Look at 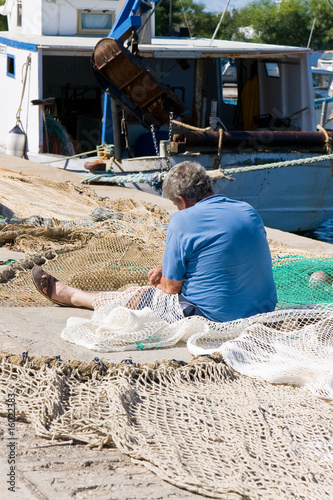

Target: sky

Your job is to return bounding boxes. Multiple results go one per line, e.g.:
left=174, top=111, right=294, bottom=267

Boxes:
left=198, top=0, right=253, bottom=13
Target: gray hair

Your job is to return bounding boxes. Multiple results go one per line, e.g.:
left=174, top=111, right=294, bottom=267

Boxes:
left=162, top=161, right=214, bottom=203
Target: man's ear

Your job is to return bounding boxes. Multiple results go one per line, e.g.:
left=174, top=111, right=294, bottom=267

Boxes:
left=180, top=196, right=196, bottom=209
left=174, top=196, right=195, bottom=210
left=176, top=196, right=187, bottom=210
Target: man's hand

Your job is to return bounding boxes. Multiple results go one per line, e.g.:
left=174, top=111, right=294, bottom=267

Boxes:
left=148, top=266, right=163, bottom=286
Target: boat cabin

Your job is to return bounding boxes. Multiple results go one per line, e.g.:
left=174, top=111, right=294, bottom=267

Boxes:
left=0, top=0, right=120, bottom=157
left=101, top=37, right=316, bottom=157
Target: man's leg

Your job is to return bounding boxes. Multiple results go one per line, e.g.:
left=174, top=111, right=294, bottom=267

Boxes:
left=35, top=267, right=147, bottom=309
left=178, top=294, right=207, bottom=318
left=39, top=272, right=97, bottom=308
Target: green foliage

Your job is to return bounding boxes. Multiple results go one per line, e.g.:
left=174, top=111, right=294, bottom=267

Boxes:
left=0, top=0, right=8, bottom=31
left=155, top=0, right=333, bottom=50
left=235, top=0, right=311, bottom=47
left=155, top=0, right=219, bottom=38
left=308, top=0, right=333, bottom=49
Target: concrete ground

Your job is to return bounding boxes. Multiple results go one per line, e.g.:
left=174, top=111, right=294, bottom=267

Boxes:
left=1, top=153, right=333, bottom=499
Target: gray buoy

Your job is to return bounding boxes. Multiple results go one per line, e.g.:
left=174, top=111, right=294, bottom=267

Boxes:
left=6, top=124, right=26, bottom=158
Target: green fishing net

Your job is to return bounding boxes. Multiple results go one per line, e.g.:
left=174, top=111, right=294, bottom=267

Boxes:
left=273, top=255, right=333, bottom=307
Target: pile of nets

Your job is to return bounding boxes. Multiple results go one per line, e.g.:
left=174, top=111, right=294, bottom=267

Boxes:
left=0, top=232, right=166, bottom=306
left=2, top=191, right=333, bottom=403
left=0, top=353, right=332, bottom=498
left=0, top=167, right=98, bottom=221
left=0, top=177, right=170, bottom=305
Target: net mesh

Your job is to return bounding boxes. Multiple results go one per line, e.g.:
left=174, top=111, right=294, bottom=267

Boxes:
left=62, top=286, right=199, bottom=351
left=272, top=254, right=333, bottom=306
left=58, top=287, right=333, bottom=400
left=0, top=167, right=98, bottom=221
left=0, top=354, right=332, bottom=499
left=0, top=172, right=170, bottom=306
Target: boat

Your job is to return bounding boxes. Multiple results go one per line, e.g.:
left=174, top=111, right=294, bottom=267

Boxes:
left=312, top=66, right=333, bottom=127
left=0, top=0, right=124, bottom=162
left=1, top=1, right=333, bottom=233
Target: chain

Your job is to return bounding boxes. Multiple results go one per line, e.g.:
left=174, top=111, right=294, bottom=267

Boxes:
left=150, top=125, right=163, bottom=170
left=166, top=112, right=174, bottom=170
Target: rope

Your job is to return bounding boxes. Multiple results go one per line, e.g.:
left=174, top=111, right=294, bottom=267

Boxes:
left=221, top=153, right=333, bottom=175
left=81, top=172, right=150, bottom=185
left=317, top=125, right=333, bottom=174
left=179, top=0, right=192, bottom=38
left=39, top=144, right=114, bottom=165
left=137, top=0, right=164, bottom=36
left=121, top=110, right=130, bottom=153
left=171, top=119, right=211, bottom=132
left=213, top=128, right=223, bottom=170
left=81, top=153, right=333, bottom=186
left=317, top=125, right=333, bottom=154
left=15, top=55, right=31, bottom=132
left=40, top=148, right=99, bottom=164
left=209, top=0, right=231, bottom=46
left=97, top=143, right=115, bottom=160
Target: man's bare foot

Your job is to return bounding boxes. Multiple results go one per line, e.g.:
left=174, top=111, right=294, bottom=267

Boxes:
left=40, top=274, right=77, bottom=306
left=32, top=266, right=96, bottom=309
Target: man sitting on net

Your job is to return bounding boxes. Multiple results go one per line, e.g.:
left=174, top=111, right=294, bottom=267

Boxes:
left=32, top=161, right=277, bottom=322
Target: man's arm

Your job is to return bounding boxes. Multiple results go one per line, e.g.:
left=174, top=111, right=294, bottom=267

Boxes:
left=148, top=266, right=183, bottom=294
left=156, top=276, right=183, bottom=294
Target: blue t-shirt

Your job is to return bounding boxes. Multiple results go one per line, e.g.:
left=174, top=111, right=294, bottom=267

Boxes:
left=162, top=195, right=277, bottom=322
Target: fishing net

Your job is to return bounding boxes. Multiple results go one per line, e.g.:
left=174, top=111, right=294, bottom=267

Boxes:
left=0, top=168, right=170, bottom=305
left=57, top=285, right=333, bottom=400
left=2, top=169, right=333, bottom=497
left=0, top=167, right=98, bottom=221
left=273, top=254, right=333, bottom=306
left=2, top=192, right=333, bottom=402
left=0, top=354, right=332, bottom=499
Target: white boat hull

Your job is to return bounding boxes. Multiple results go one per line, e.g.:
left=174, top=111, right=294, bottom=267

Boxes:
left=117, top=152, right=333, bottom=232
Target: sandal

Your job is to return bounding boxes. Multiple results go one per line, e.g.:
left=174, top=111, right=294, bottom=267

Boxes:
left=31, top=265, right=69, bottom=307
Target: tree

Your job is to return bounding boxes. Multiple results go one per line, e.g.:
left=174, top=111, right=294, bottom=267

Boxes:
left=220, top=0, right=333, bottom=50
left=232, top=0, right=311, bottom=47
left=0, top=0, right=8, bottom=31
left=155, top=0, right=219, bottom=38
left=307, top=0, right=333, bottom=50
left=155, top=0, right=333, bottom=50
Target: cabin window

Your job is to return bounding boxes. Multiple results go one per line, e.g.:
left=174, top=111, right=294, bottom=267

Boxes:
left=77, top=10, right=115, bottom=35
left=7, top=54, right=15, bottom=78
left=221, top=59, right=238, bottom=106
left=265, top=62, right=280, bottom=78
left=17, top=1, right=22, bottom=28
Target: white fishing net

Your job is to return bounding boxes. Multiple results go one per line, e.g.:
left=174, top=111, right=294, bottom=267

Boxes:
left=188, top=306, right=333, bottom=401
left=61, top=286, right=205, bottom=351
left=61, top=287, right=333, bottom=401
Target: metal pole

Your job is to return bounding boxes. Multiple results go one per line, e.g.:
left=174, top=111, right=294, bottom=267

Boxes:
left=320, top=100, right=328, bottom=128
left=111, top=98, right=123, bottom=160
left=209, top=0, right=231, bottom=46
left=307, top=17, right=316, bottom=48
left=169, top=0, right=172, bottom=36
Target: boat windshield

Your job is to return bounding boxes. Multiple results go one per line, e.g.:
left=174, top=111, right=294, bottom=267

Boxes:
left=312, top=72, right=333, bottom=92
